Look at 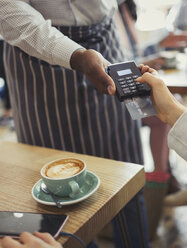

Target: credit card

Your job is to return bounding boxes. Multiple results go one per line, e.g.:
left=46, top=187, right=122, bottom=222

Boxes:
left=124, top=96, right=157, bottom=120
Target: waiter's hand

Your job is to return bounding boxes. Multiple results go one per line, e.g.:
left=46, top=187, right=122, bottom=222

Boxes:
left=70, top=48, right=116, bottom=95
left=1, top=232, right=62, bottom=248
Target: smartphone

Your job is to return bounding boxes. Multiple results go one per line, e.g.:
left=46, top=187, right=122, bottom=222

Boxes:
left=0, top=211, right=68, bottom=238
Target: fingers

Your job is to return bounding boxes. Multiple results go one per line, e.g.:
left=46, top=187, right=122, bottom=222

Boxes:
left=136, top=72, right=158, bottom=87
left=34, top=232, right=56, bottom=245
left=1, top=236, right=21, bottom=248
left=103, top=74, right=116, bottom=95
left=99, top=62, right=116, bottom=95
left=19, top=232, right=34, bottom=244
left=138, top=64, right=157, bottom=75
left=107, top=84, right=116, bottom=95
left=142, top=65, right=150, bottom=74
left=138, top=64, right=148, bottom=72
left=87, top=65, right=116, bottom=95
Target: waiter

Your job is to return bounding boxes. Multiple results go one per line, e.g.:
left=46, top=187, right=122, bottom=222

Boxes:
left=0, top=1, right=149, bottom=247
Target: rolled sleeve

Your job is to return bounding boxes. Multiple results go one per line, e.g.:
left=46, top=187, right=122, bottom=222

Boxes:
left=168, top=110, right=187, bottom=161
left=52, top=36, right=83, bottom=69
left=0, top=0, right=84, bottom=69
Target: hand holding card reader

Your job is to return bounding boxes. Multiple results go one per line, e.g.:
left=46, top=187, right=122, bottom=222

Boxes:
left=107, top=61, right=157, bottom=120
left=106, top=61, right=151, bottom=101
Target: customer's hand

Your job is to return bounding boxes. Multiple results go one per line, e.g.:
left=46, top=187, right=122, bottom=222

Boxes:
left=1, top=232, right=62, bottom=248
left=70, top=49, right=116, bottom=95
left=137, top=64, right=186, bottom=126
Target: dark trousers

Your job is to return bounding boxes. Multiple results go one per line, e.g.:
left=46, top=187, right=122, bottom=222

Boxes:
left=0, top=40, right=11, bottom=110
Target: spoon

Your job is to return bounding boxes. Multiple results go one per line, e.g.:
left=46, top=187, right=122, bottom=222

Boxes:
left=40, top=182, right=62, bottom=208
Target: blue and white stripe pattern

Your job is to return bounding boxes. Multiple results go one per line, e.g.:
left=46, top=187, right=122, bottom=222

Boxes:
left=4, top=17, right=148, bottom=247
left=4, top=17, right=143, bottom=165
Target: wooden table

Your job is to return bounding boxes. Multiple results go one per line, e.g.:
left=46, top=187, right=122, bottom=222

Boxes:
left=161, top=68, right=187, bottom=94
left=160, top=53, right=187, bottom=94
left=0, top=141, right=145, bottom=248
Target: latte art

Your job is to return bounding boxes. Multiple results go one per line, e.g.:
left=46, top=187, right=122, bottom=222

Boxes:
left=45, top=160, right=84, bottom=179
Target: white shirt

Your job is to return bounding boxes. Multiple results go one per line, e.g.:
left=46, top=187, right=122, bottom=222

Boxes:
left=0, top=0, right=124, bottom=69
left=168, top=110, right=187, bottom=161
left=174, top=0, right=187, bottom=30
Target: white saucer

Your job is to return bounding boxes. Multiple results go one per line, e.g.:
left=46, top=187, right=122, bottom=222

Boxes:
left=31, top=171, right=100, bottom=206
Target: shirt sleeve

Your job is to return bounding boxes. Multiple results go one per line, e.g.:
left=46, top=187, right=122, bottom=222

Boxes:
left=168, top=110, right=187, bottom=161
left=0, top=0, right=84, bottom=69
left=117, top=0, right=126, bottom=5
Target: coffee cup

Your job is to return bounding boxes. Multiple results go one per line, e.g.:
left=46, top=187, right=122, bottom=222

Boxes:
left=159, top=51, right=178, bottom=69
left=41, top=158, right=86, bottom=198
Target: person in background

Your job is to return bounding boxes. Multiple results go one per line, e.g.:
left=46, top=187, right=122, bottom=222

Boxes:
left=159, top=0, right=187, bottom=49
left=0, top=1, right=149, bottom=248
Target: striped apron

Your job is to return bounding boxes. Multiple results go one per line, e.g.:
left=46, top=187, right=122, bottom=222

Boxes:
left=4, top=16, right=148, bottom=248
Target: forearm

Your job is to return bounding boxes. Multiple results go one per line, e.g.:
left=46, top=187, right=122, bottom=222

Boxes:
left=168, top=110, right=187, bottom=161
left=0, top=0, right=83, bottom=69
left=165, top=98, right=186, bottom=127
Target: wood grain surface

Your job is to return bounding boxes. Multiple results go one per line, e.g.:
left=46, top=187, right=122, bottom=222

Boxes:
left=0, top=141, right=145, bottom=248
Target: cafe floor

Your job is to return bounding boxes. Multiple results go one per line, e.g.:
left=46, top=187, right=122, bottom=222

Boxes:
left=1, top=95, right=187, bottom=248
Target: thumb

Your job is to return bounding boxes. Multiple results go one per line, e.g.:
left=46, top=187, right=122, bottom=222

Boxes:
left=100, top=69, right=116, bottom=95
left=107, top=84, right=116, bottom=95
left=136, top=72, right=156, bottom=87
left=105, top=75, right=116, bottom=95
left=34, top=232, right=56, bottom=245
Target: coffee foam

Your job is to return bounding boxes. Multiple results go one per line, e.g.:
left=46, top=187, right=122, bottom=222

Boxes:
left=45, top=159, right=84, bottom=179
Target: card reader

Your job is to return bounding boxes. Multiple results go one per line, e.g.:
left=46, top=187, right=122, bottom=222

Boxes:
left=106, top=61, right=151, bottom=101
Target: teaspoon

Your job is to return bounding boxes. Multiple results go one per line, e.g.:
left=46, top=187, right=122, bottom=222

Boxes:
left=40, top=182, right=62, bottom=208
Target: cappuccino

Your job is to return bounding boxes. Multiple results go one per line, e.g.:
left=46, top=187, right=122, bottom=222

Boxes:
left=45, top=159, right=84, bottom=179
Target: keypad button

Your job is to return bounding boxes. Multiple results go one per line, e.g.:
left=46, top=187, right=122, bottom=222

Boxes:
left=130, top=86, right=137, bottom=90
left=120, top=81, right=127, bottom=85
left=121, top=85, right=129, bottom=88
left=123, top=89, right=131, bottom=94
left=128, top=83, right=135, bottom=87
left=118, top=77, right=126, bottom=82
left=131, top=89, right=137, bottom=93
left=126, top=80, right=133, bottom=83
left=132, top=75, right=138, bottom=79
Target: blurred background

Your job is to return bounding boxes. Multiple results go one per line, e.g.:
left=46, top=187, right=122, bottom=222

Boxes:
left=0, top=0, right=187, bottom=247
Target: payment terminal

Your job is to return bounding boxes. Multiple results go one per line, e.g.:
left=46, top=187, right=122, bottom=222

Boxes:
left=106, top=61, right=151, bottom=101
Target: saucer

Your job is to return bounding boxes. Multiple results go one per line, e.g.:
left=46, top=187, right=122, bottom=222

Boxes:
left=31, top=171, right=100, bottom=206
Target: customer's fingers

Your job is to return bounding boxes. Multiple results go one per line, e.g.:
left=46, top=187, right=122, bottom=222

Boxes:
left=148, top=67, right=158, bottom=75
left=138, top=64, right=157, bottom=75
left=34, top=232, right=57, bottom=245
left=136, top=72, right=162, bottom=87
left=138, top=64, right=150, bottom=73
left=141, top=65, right=150, bottom=74
left=137, top=64, right=144, bottom=70
left=19, top=232, right=34, bottom=244
left=1, top=236, right=21, bottom=248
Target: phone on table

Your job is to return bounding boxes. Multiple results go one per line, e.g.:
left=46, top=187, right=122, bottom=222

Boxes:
left=0, top=211, right=68, bottom=238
